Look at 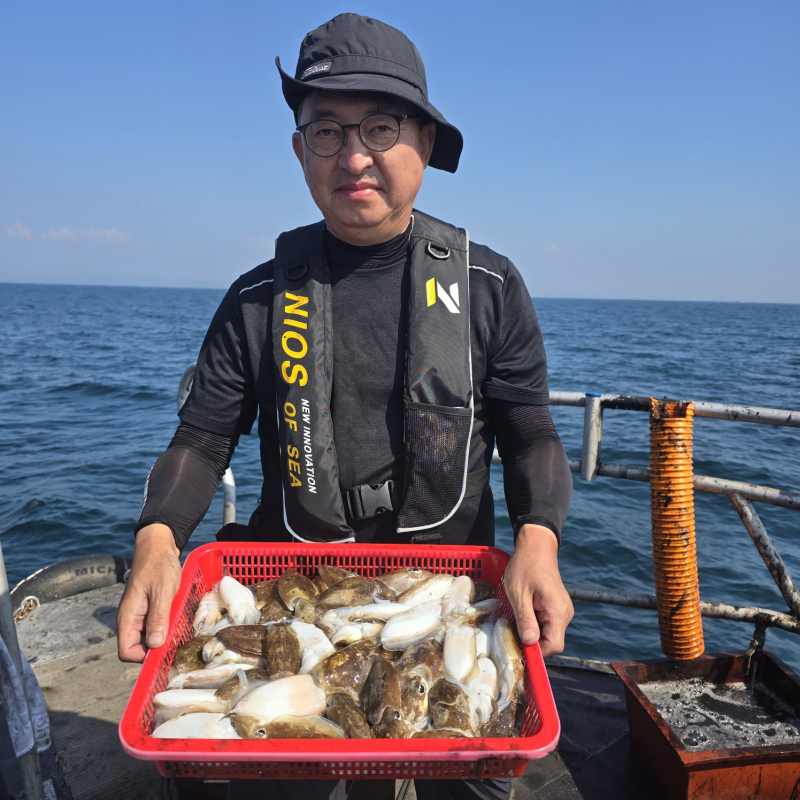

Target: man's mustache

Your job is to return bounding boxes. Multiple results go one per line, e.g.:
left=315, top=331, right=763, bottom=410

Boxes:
left=331, top=172, right=386, bottom=191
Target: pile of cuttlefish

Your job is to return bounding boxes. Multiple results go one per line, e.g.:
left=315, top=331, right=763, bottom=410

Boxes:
left=150, top=565, right=526, bottom=741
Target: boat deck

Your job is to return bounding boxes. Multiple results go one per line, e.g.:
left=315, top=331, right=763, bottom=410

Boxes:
left=1, top=586, right=662, bottom=799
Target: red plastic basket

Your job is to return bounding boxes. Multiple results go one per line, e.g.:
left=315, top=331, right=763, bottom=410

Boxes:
left=119, top=542, right=560, bottom=780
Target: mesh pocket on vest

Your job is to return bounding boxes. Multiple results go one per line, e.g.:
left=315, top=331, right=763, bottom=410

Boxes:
left=398, top=402, right=472, bottom=530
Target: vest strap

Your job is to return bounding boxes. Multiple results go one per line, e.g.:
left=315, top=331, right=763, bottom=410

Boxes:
left=410, top=531, right=442, bottom=544
left=273, top=224, right=354, bottom=542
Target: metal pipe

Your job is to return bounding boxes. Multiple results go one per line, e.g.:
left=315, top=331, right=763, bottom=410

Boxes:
left=594, top=461, right=650, bottom=482
left=566, top=584, right=661, bottom=610
left=580, top=393, right=602, bottom=481
left=561, top=458, right=800, bottom=512
left=222, top=468, right=236, bottom=526
left=693, top=401, right=800, bottom=428
left=564, top=584, right=800, bottom=634
left=693, top=475, right=800, bottom=511
left=544, top=655, right=616, bottom=675
left=729, top=493, right=800, bottom=618
left=177, top=361, right=197, bottom=413
left=548, top=391, right=800, bottom=428
left=649, top=398, right=704, bottom=660
left=547, top=391, right=587, bottom=407
left=549, top=392, right=661, bottom=411
left=0, top=540, right=46, bottom=800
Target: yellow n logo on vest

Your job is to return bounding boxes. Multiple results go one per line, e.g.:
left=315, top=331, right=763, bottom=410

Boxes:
left=425, top=278, right=460, bottom=314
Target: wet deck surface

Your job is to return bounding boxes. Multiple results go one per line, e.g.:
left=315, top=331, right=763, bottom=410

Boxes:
left=518, top=666, right=660, bottom=799
left=2, top=587, right=663, bottom=799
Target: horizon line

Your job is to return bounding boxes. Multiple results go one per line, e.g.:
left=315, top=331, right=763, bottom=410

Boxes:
left=1, top=279, right=799, bottom=306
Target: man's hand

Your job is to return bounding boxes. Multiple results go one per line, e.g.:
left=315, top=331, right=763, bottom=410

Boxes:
left=117, top=524, right=182, bottom=663
left=503, top=523, right=573, bottom=657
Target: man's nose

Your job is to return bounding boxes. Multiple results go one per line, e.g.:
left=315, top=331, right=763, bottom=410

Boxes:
left=337, top=127, right=375, bottom=174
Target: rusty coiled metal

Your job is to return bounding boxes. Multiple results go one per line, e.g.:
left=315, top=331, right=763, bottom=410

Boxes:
left=650, top=398, right=704, bottom=660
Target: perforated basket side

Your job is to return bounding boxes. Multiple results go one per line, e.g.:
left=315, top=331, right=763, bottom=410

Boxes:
left=217, top=547, right=492, bottom=584
left=156, top=757, right=528, bottom=780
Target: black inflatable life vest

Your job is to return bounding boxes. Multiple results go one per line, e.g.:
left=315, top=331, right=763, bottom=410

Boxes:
left=272, top=210, right=473, bottom=542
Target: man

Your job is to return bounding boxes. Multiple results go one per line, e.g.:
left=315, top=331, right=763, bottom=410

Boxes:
left=117, top=13, right=573, bottom=800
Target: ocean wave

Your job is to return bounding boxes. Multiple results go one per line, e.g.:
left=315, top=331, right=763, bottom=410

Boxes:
left=43, top=381, right=168, bottom=403
left=47, top=380, right=126, bottom=397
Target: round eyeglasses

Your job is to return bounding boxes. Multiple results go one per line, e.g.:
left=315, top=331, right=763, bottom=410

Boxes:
left=296, top=113, right=423, bottom=157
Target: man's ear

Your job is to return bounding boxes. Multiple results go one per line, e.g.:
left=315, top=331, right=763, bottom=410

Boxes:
left=419, top=120, right=436, bottom=168
left=292, top=132, right=305, bottom=169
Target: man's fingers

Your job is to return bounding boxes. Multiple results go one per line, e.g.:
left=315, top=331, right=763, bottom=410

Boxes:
left=116, top=528, right=182, bottom=663
left=145, top=591, right=173, bottom=649
left=502, top=527, right=574, bottom=656
left=508, top=591, right=541, bottom=647
left=117, top=613, right=146, bottom=662
left=119, top=638, right=147, bottom=663
left=517, top=615, right=541, bottom=648
left=538, top=619, right=566, bottom=658
left=535, top=592, right=573, bottom=657
left=117, top=589, right=148, bottom=663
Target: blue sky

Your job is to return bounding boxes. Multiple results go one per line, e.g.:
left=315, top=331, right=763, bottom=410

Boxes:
left=1, top=1, right=798, bottom=301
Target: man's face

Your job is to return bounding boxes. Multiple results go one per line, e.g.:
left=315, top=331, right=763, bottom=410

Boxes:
left=292, top=91, right=436, bottom=245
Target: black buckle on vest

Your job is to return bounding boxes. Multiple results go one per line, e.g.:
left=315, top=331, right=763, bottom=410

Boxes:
left=426, top=242, right=450, bottom=260
left=343, top=480, right=399, bottom=521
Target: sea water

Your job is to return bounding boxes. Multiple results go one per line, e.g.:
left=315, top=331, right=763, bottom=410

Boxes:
left=642, top=678, right=800, bottom=750
left=1, top=285, right=799, bottom=668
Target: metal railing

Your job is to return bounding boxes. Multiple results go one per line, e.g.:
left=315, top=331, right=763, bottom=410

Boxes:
left=491, top=391, right=800, bottom=644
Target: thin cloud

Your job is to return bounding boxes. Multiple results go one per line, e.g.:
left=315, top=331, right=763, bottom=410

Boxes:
left=6, top=221, right=34, bottom=241
left=44, top=227, right=79, bottom=242
left=43, top=226, right=133, bottom=244
left=83, top=226, right=132, bottom=243
left=541, top=245, right=559, bottom=255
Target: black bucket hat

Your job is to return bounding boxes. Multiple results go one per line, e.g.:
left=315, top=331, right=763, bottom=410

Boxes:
left=276, top=14, right=463, bottom=173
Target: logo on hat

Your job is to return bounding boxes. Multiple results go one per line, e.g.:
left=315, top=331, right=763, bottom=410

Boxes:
left=426, top=278, right=460, bottom=314
left=300, top=61, right=332, bottom=81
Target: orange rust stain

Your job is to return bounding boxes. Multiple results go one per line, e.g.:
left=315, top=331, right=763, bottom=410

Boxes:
left=650, top=398, right=704, bottom=660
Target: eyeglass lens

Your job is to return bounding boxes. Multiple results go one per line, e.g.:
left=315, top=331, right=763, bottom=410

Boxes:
left=304, top=114, right=402, bottom=156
